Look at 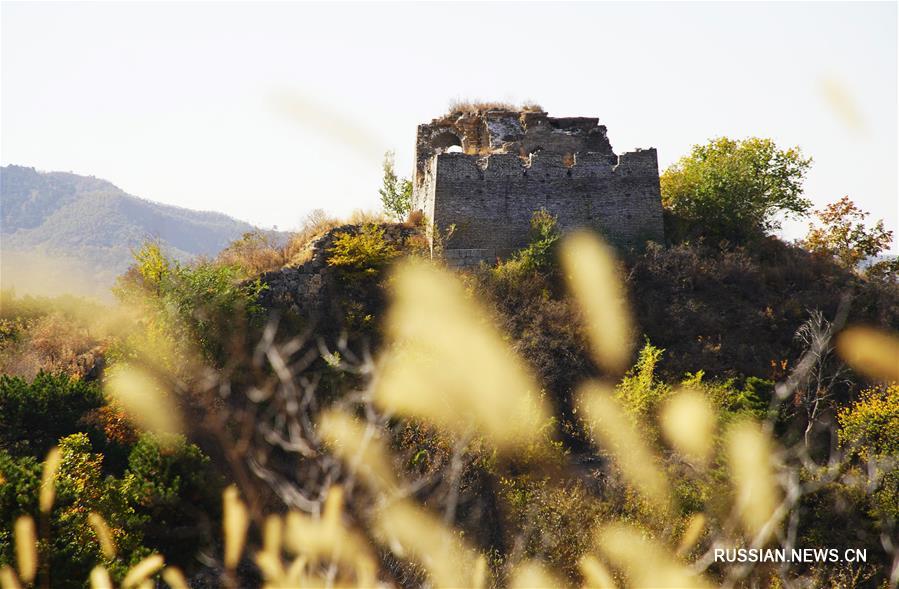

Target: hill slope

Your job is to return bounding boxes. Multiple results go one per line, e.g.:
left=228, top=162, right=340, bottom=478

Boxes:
left=1, top=165, right=258, bottom=298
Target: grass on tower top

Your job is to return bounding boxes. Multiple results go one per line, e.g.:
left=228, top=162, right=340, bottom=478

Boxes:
left=445, top=99, right=543, bottom=117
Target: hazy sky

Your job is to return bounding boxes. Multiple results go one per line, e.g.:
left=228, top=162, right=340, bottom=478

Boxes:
left=2, top=1, right=897, bottom=246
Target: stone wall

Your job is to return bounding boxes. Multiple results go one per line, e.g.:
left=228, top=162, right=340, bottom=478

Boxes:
left=412, top=110, right=665, bottom=267
left=421, top=149, right=665, bottom=263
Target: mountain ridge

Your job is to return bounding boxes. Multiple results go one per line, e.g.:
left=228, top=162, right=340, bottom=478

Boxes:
left=1, top=165, right=262, bottom=298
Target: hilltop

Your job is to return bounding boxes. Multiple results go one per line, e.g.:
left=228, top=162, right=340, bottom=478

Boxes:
left=0, top=165, right=263, bottom=298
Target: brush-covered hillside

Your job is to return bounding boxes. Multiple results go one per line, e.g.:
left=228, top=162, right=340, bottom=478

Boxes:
left=1, top=138, right=898, bottom=588
left=0, top=165, right=262, bottom=297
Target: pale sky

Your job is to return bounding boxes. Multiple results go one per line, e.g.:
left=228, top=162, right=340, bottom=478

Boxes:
left=2, top=1, right=897, bottom=247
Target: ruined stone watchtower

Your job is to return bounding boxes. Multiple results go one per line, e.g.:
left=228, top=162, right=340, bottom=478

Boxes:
left=412, top=108, right=665, bottom=266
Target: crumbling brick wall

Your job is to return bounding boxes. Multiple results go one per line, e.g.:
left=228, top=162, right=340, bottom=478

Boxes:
left=413, top=110, right=665, bottom=266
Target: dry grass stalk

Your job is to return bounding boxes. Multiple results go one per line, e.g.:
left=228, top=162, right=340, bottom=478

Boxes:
left=13, top=516, right=37, bottom=584
left=104, top=364, right=183, bottom=435
left=319, top=410, right=399, bottom=493
left=0, top=566, right=21, bottom=589
left=376, top=260, right=552, bottom=453
left=676, top=513, right=707, bottom=556
left=161, top=567, right=189, bottom=589
left=88, top=566, right=113, bottom=589
left=121, top=554, right=164, bottom=589
left=578, top=555, right=616, bottom=588
left=660, top=388, right=716, bottom=466
left=39, top=446, right=61, bottom=513
left=87, top=512, right=116, bottom=559
left=282, top=487, right=377, bottom=586
left=597, top=523, right=711, bottom=588
left=561, top=231, right=633, bottom=374
left=223, top=486, right=250, bottom=570
left=836, top=326, right=899, bottom=381
left=375, top=500, right=481, bottom=588
left=509, top=561, right=565, bottom=588
left=577, top=382, right=671, bottom=510
left=726, top=421, right=781, bottom=539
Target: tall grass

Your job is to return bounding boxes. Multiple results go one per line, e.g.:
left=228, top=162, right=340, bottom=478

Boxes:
left=1, top=231, right=896, bottom=588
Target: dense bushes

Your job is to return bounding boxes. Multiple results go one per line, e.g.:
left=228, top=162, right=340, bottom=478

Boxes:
left=119, top=434, right=222, bottom=566
left=0, top=291, right=104, bottom=379
left=0, top=432, right=219, bottom=586
left=327, top=224, right=400, bottom=277
left=627, top=238, right=899, bottom=381
left=0, top=284, right=225, bottom=585
left=481, top=234, right=840, bottom=408
left=114, top=242, right=266, bottom=364
left=0, top=373, right=104, bottom=457
left=838, top=384, right=899, bottom=521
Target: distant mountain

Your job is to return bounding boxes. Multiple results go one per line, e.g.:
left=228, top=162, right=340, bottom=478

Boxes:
left=1, top=165, right=259, bottom=299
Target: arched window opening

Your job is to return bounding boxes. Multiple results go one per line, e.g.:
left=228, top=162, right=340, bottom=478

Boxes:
left=431, top=131, right=463, bottom=153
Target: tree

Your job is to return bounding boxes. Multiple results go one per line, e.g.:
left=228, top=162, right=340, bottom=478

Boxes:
left=661, top=137, right=812, bottom=241
left=379, top=151, right=413, bottom=221
left=802, top=196, right=896, bottom=276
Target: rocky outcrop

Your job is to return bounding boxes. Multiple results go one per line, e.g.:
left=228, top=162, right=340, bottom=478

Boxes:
left=256, top=223, right=419, bottom=319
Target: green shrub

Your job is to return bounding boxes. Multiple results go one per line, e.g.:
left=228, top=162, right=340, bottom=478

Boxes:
left=0, top=451, right=41, bottom=552
left=680, top=371, right=770, bottom=421
left=114, top=242, right=266, bottom=364
left=120, top=433, right=222, bottom=567
left=493, top=209, right=562, bottom=281
left=0, top=435, right=147, bottom=587
left=0, top=372, right=104, bottom=457
left=0, top=432, right=219, bottom=586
